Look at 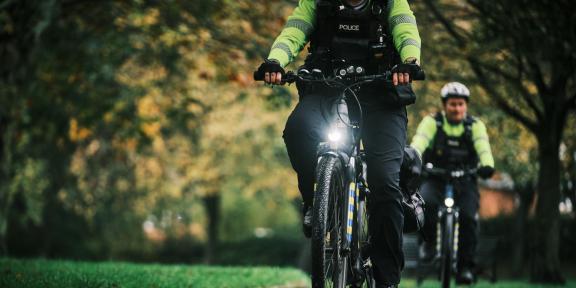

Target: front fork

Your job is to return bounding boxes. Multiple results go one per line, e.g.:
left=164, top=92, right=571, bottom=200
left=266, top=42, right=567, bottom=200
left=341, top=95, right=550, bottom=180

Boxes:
left=349, top=154, right=372, bottom=282
left=437, top=208, right=460, bottom=271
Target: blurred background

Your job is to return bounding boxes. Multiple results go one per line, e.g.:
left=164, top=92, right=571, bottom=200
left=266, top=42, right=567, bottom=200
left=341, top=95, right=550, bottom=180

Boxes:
left=1, top=0, right=575, bottom=284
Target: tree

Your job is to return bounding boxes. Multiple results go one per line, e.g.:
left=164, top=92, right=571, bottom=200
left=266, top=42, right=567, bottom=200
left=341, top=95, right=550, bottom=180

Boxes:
left=1, top=0, right=302, bottom=262
left=0, top=0, right=208, bottom=257
left=0, top=0, right=62, bottom=255
left=421, top=0, right=576, bottom=283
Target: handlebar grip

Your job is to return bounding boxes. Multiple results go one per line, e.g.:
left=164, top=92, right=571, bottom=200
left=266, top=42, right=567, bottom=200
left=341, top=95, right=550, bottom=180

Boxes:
left=391, top=63, right=425, bottom=81
left=412, top=69, right=425, bottom=81
left=254, top=70, right=296, bottom=84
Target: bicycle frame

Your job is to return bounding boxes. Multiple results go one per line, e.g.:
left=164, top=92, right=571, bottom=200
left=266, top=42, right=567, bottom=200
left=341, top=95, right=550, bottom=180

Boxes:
left=315, top=96, right=361, bottom=243
left=313, top=87, right=373, bottom=287
left=425, top=165, right=477, bottom=288
left=436, top=181, right=460, bottom=271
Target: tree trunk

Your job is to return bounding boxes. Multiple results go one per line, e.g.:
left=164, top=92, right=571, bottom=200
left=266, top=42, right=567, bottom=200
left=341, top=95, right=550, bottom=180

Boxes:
left=529, top=133, right=565, bottom=284
left=0, top=117, right=10, bottom=256
left=203, top=193, right=220, bottom=264
left=512, top=181, right=534, bottom=276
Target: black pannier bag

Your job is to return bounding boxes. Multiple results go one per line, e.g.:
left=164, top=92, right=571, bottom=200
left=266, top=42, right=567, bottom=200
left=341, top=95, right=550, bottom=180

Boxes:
left=400, top=146, right=425, bottom=233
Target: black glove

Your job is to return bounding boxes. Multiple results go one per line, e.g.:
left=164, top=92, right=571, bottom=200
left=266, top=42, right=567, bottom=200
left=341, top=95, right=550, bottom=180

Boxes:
left=254, top=59, right=285, bottom=81
left=477, top=166, right=495, bottom=179
left=391, top=63, right=425, bottom=80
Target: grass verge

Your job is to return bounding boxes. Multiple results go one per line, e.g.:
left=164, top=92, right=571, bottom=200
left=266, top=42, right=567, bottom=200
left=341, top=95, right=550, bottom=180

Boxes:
left=0, top=258, right=309, bottom=288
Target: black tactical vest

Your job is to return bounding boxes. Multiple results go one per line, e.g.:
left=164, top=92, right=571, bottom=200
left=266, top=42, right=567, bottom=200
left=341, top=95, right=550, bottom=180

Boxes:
left=423, top=112, right=479, bottom=169
left=306, top=0, right=400, bottom=74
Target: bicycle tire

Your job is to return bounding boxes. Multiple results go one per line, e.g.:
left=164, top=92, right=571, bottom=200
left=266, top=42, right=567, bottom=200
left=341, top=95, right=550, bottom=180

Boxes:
left=441, top=212, right=454, bottom=288
left=312, top=155, right=348, bottom=288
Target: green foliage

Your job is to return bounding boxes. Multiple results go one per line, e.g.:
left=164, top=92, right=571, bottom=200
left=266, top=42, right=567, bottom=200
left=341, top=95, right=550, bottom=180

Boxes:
left=220, top=189, right=300, bottom=242
left=265, top=87, right=293, bottom=110
left=0, top=0, right=301, bottom=261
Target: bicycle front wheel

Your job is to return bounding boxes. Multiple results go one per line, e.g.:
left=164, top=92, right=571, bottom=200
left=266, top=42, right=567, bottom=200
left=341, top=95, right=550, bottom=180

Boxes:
left=441, top=212, right=455, bottom=288
left=311, top=155, right=348, bottom=288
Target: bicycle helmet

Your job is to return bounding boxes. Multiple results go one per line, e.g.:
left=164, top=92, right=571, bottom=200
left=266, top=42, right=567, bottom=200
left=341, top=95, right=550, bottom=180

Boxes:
left=440, top=82, right=470, bottom=102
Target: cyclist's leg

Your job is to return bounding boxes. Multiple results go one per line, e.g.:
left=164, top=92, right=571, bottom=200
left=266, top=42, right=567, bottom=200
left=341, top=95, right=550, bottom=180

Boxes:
left=362, top=104, right=407, bottom=287
left=418, top=179, right=443, bottom=256
left=455, top=178, right=480, bottom=272
left=283, top=92, right=329, bottom=207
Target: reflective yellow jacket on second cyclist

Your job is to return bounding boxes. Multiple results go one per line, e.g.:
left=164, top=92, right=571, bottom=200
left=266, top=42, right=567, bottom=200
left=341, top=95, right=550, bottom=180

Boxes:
left=410, top=112, right=495, bottom=168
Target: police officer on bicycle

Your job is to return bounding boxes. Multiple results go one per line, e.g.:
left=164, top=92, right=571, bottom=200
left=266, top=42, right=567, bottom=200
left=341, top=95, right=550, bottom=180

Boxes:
left=256, top=0, right=422, bottom=287
left=410, top=82, right=495, bottom=284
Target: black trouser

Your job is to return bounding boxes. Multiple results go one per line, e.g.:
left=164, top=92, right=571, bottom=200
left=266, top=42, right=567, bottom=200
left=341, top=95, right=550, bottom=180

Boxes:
left=283, top=88, right=407, bottom=286
left=420, top=177, right=479, bottom=270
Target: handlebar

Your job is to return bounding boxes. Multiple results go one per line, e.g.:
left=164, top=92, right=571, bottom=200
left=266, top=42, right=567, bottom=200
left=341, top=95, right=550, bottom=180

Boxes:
left=423, top=163, right=477, bottom=179
left=253, top=63, right=425, bottom=84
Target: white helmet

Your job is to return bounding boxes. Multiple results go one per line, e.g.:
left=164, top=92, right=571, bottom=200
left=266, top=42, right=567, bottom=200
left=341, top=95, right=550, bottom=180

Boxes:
left=441, top=82, right=470, bottom=102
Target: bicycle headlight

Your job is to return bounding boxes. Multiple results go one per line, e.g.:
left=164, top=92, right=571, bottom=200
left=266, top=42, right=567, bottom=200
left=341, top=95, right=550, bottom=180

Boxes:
left=327, top=129, right=343, bottom=143
left=444, top=197, right=455, bottom=208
